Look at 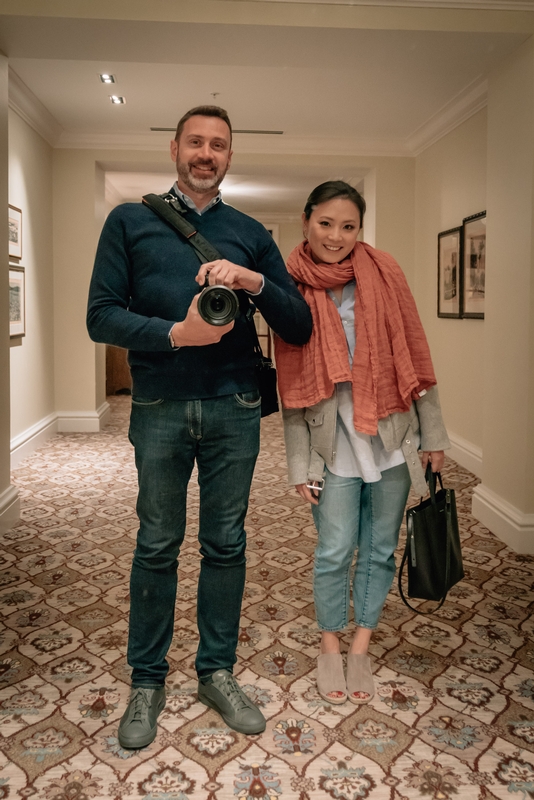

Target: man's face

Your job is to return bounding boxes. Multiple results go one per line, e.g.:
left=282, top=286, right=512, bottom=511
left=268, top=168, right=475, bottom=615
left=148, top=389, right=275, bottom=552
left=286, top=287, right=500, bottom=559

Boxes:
left=171, top=115, right=232, bottom=194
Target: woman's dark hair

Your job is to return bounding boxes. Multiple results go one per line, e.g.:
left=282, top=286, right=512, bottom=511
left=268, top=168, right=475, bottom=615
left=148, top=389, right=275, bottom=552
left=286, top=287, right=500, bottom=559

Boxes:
left=303, top=180, right=366, bottom=225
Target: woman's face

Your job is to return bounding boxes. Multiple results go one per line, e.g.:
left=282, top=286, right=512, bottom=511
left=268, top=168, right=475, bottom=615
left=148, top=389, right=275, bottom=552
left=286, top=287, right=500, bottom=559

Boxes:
left=303, top=197, right=361, bottom=264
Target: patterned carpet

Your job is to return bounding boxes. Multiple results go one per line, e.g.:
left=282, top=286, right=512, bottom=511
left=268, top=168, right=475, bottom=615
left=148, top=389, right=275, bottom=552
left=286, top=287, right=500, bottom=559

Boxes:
left=1, top=396, right=533, bottom=800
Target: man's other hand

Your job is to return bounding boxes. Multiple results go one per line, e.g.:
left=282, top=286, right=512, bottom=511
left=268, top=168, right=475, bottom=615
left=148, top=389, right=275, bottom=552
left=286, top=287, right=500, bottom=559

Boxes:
left=170, top=294, right=234, bottom=347
left=196, top=259, right=263, bottom=294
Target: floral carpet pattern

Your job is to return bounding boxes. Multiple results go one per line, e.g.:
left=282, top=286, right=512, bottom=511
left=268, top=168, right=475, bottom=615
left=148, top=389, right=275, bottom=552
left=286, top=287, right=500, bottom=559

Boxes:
left=0, top=396, right=533, bottom=800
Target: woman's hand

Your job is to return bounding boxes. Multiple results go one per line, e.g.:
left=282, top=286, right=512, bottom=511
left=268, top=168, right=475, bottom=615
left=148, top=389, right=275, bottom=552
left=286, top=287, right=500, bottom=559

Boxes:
left=295, top=482, right=320, bottom=506
left=421, top=450, right=445, bottom=473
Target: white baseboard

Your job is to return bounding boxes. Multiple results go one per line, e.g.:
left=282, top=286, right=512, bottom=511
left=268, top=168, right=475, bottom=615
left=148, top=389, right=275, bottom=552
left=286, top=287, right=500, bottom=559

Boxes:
left=57, top=402, right=111, bottom=433
left=0, top=484, right=20, bottom=533
left=447, top=431, right=483, bottom=478
left=9, top=404, right=112, bottom=470
left=10, top=412, right=58, bottom=470
left=472, top=483, right=534, bottom=554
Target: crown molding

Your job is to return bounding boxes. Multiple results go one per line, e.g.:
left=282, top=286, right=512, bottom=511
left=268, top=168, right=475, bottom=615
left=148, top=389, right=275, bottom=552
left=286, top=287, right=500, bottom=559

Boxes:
left=250, top=211, right=302, bottom=223
left=406, top=76, right=487, bottom=155
left=57, top=131, right=171, bottom=151
left=15, top=71, right=486, bottom=158
left=8, top=68, right=63, bottom=147
left=57, top=129, right=410, bottom=156
left=244, top=0, right=534, bottom=7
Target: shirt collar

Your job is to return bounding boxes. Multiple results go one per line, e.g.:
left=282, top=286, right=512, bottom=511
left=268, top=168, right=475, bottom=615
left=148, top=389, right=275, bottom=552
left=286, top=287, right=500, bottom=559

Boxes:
left=172, top=182, right=221, bottom=215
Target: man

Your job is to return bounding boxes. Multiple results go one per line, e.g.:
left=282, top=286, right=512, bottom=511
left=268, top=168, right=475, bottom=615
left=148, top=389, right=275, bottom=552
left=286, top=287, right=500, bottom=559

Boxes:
left=87, top=106, right=312, bottom=748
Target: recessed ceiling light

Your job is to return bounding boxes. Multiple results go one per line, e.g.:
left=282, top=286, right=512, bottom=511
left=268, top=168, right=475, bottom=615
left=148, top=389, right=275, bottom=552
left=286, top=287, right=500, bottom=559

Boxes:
left=100, top=73, right=115, bottom=84
left=110, top=96, right=125, bottom=105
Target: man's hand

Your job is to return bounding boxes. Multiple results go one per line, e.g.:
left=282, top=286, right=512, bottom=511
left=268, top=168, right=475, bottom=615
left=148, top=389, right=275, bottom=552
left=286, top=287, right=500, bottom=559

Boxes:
left=170, top=294, right=234, bottom=347
left=421, top=450, right=445, bottom=473
left=196, top=259, right=263, bottom=294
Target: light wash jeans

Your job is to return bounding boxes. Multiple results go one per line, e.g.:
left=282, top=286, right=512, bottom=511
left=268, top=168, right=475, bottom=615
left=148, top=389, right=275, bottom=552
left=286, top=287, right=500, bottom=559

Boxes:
left=312, top=463, right=411, bottom=631
left=127, top=390, right=261, bottom=686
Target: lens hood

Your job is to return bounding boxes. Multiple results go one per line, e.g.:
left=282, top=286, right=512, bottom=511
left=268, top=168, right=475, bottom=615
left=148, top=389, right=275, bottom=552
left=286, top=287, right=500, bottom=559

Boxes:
left=197, top=284, right=239, bottom=326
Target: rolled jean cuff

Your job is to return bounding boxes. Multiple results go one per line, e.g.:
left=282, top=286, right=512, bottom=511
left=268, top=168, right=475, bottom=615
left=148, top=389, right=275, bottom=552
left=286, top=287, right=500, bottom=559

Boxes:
left=132, top=683, right=165, bottom=689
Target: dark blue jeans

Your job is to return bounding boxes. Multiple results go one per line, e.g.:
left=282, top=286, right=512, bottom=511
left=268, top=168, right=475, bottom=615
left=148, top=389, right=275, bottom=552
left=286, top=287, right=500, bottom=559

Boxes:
left=127, top=391, right=261, bottom=686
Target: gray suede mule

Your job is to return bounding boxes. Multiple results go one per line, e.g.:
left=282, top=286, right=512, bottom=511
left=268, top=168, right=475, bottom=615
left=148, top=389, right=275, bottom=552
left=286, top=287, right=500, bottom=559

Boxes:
left=317, top=653, right=347, bottom=704
left=346, top=654, right=375, bottom=705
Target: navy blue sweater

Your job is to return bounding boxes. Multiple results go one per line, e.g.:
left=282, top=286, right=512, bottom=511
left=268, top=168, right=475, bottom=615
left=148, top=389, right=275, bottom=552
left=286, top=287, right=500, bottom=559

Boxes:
left=87, top=196, right=312, bottom=400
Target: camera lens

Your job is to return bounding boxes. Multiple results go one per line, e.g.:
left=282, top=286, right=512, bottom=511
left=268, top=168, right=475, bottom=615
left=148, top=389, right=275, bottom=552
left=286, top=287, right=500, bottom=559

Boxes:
left=197, top=284, right=240, bottom=326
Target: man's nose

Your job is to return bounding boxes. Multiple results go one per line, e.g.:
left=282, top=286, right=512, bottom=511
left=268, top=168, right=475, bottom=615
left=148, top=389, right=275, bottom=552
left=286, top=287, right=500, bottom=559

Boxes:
left=198, top=143, right=213, bottom=161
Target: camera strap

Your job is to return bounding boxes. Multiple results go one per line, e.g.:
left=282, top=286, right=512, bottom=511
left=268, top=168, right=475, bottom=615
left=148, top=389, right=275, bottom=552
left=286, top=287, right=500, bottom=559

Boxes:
left=142, top=191, right=265, bottom=349
left=141, top=192, right=221, bottom=264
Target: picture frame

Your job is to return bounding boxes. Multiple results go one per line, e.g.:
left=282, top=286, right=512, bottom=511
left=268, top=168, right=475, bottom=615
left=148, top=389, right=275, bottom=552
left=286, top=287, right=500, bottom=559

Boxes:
left=9, top=266, right=25, bottom=338
left=462, top=211, right=486, bottom=319
left=437, top=226, right=462, bottom=318
left=8, top=205, right=22, bottom=260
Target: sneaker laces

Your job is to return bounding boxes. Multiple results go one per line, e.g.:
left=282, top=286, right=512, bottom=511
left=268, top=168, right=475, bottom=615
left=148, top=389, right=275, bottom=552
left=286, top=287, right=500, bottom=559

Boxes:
left=221, top=675, right=249, bottom=712
left=130, top=688, right=151, bottom=721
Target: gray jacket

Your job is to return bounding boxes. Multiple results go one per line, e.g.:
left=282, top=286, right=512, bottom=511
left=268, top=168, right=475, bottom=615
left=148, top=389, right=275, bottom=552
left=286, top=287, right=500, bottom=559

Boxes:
left=282, top=385, right=450, bottom=497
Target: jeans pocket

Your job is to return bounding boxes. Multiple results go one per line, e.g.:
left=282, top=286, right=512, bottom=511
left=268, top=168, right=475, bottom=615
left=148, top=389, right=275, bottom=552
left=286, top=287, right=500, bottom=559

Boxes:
left=131, top=396, right=164, bottom=406
left=234, top=389, right=261, bottom=409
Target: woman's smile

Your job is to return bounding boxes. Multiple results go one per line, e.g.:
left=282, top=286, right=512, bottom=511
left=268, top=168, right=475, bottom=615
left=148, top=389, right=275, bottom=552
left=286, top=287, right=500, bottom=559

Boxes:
left=303, top=197, right=361, bottom=264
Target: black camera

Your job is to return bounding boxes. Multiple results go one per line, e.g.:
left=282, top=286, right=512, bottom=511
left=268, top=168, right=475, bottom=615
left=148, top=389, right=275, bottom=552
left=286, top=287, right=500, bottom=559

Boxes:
left=197, top=281, right=239, bottom=326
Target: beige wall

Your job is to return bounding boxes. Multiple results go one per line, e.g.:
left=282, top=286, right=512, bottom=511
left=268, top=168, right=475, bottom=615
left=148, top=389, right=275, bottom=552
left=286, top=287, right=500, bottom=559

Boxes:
left=52, top=149, right=171, bottom=429
left=52, top=149, right=112, bottom=430
left=472, top=36, right=534, bottom=550
left=9, top=110, right=56, bottom=460
left=415, top=110, right=487, bottom=473
left=278, top=222, right=302, bottom=263
left=0, top=55, right=19, bottom=530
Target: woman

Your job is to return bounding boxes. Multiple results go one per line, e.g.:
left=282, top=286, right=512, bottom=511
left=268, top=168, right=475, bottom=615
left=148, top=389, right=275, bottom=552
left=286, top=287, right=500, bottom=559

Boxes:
left=274, top=181, right=449, bottom=705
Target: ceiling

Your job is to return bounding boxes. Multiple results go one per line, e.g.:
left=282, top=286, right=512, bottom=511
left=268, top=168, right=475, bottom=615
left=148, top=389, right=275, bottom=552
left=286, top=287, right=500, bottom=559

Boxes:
left=1, top=1, right=531, bottom=215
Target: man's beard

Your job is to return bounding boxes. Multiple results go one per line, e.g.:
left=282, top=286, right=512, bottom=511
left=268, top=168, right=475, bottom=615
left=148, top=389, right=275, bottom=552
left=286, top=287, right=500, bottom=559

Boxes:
left=177, top=159, right=227, bottom=194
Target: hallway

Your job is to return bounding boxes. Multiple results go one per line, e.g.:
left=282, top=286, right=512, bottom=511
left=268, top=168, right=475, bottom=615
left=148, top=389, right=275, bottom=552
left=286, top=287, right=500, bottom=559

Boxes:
left=0, top=398, right=533, bottom=798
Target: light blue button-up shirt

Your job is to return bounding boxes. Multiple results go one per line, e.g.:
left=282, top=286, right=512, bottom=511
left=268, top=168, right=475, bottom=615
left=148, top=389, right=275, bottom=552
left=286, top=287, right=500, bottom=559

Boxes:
left=173, top=182, right=221, bottom=215
left=327, top=281, right=409, bottom=481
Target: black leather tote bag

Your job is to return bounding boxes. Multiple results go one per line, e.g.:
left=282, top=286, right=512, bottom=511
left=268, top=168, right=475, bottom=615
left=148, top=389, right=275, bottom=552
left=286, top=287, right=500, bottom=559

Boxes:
left=398, top=465, right=464, bottom=613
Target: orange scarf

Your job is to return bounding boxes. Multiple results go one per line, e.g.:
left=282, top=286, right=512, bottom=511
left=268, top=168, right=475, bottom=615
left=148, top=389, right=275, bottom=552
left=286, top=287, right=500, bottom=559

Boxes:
left=274, top=241, right=437, bottom=435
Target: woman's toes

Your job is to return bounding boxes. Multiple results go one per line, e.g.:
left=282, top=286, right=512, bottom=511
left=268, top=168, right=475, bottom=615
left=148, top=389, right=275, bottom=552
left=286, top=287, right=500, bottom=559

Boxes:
left=350, top=690, right=370, bottom=701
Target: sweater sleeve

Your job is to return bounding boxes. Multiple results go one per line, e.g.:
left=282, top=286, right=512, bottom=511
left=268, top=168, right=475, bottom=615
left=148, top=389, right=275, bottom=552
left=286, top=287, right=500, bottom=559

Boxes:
left=87, top=207, right=176, bottom=351
left=415, top=385, right=451, bottom=452
left=282, top=407, right=312, bottom=485
left=249, top=233, right=312, bottom=345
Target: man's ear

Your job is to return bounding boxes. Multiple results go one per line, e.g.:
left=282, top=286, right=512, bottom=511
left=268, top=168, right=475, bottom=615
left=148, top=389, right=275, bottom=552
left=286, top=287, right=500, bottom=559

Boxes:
left=170, top=139, right=178, bottom=163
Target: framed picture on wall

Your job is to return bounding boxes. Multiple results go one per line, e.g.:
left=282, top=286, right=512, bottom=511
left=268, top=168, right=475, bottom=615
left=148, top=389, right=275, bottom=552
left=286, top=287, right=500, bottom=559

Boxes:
left=8, top=205, right=22, bottom=260
left=263, top=223, right=280, bottom=246
left=462, top=211, right=486, bottom=319
left=437, top=226, right=462, bottom=318
left=9, top=266, right=25, bottom=338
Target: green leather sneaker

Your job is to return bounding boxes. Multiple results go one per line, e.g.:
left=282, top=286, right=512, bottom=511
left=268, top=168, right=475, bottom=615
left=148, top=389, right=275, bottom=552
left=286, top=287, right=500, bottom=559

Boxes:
left=198, top=670, right=266, bottom=735
left=118, top=686, right=166, bottom=749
